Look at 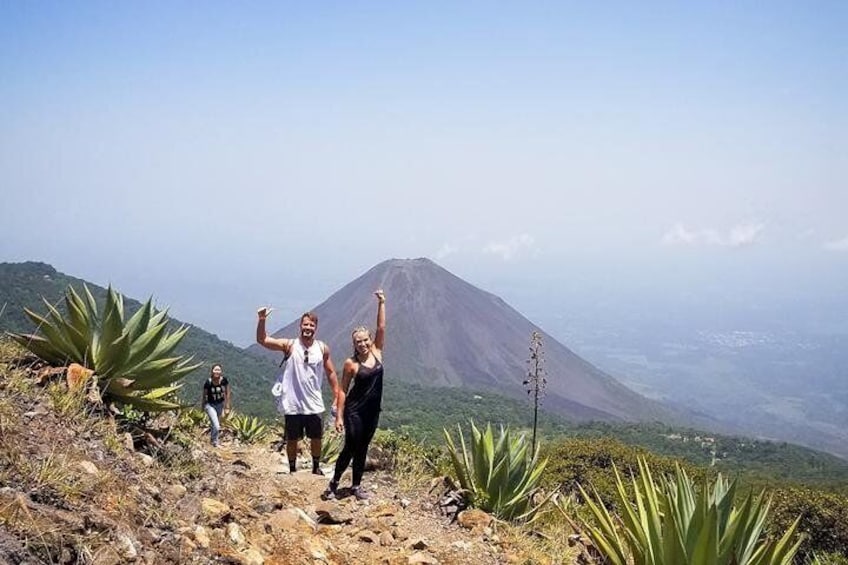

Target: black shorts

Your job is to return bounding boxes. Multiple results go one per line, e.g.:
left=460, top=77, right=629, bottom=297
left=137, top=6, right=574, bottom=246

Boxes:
left=284, top=414, right=323, bottom=441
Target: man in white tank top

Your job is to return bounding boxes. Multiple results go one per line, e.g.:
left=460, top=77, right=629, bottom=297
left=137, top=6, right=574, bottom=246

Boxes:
left=256, top=308, right=341, bottom=474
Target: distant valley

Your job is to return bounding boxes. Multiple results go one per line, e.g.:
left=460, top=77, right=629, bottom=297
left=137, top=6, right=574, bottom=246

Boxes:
left=532, top=308, right=848, bottom=458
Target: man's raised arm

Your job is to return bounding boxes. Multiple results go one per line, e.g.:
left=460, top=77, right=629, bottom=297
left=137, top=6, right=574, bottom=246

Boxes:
left=256, top=307, right=290, bottom=352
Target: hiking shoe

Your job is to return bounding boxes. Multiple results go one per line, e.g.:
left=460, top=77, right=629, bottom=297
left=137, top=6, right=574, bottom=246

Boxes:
left=312, top=467, right=325, bottom=476
left=351, top=486, right=370, bottom=501
left=322, top=481, right=338, bottom=500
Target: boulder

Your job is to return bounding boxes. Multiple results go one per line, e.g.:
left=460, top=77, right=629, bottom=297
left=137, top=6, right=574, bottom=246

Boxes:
left=193, top=526, right=211, bottom=549
left=315, top=502, right=354, bottom=525
left=227, top=522, right=245, bottom=546
left=264, top=508, right=316, bottom=534
left=66, top=363, right=93, bottom=390
left=457, top=509, right=492, bottom=531
left=201, top=498, right=230, bottom=522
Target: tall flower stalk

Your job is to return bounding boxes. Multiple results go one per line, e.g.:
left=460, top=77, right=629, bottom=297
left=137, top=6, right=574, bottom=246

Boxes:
left=523, top=331, right=547, bottom=457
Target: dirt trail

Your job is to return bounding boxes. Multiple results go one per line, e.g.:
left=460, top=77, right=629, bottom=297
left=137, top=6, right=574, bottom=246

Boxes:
left=207, top=444, right=516, bottom=564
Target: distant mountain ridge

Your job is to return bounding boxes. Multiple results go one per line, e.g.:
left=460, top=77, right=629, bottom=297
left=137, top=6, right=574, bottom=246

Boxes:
left=247, top=258, right=690, bottom=424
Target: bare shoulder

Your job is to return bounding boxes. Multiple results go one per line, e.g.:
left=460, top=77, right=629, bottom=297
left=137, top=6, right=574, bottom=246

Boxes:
left=343, top=358, right=357, bottom=373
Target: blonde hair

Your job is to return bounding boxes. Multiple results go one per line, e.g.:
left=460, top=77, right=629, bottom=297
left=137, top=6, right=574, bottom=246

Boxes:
left=351, top=326, right=371, bottom=359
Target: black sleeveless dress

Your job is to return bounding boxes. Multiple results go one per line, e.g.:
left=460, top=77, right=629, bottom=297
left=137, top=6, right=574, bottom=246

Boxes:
left=344, top=358, right=383, bottom=439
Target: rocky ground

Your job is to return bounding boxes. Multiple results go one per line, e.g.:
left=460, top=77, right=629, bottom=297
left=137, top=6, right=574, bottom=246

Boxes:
left=0, top=346, right=568, bottom=564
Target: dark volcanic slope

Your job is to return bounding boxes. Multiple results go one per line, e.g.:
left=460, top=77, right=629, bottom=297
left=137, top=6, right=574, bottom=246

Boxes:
left=247, top=258, right=680, bottom=423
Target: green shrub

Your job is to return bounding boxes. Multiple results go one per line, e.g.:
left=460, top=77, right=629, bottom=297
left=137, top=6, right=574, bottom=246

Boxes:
left=10, top=285, right=200, bottom=411
left=769, top=486, right=848, bottom=560
left=444, top=421, right=549, bottom=522
left=374, top=429, right=445, bottom=468
left=541, top=437, right=707, bottom=509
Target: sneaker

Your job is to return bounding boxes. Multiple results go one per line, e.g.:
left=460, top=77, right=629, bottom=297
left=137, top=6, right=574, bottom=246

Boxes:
left=322, top=481, right=338, bottom=501
left=351, top=486, right=370, bottom=501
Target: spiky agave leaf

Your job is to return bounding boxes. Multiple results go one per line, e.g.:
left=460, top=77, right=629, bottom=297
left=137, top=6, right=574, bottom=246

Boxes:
left=9, top=284, right=201, bottom=412
left=9, top=333, right=67, bottom=365
left=443, top=420, right=549, bottom=522
left=226, top=413, right=270, bottom=444
left=575, top=457, right=803, bottom=565
left=321, top=432, right=343, bottom=463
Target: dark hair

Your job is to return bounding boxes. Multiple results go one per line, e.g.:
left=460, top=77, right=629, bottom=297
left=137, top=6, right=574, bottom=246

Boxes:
left=301, top=312, right=318, bottom=324
left=209, top=364, right=223, bottom=378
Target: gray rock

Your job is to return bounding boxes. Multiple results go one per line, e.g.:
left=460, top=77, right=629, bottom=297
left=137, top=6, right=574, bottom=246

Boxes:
left=115, top=533, right=137, bottom=561
left=227, top=522, right=245, bottom=546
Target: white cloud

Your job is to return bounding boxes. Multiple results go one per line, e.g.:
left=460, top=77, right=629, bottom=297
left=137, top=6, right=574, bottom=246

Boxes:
left=823, top=236, right=848, bottom=251
left=662, top=223, right=764, bottom=248
left=483, top=234, right=535, bottom=260
left=662, top=224, right=698, bottom=245
left=727, top=224, right=764, bottom=247
left=435, top=243, right=459, bottom=259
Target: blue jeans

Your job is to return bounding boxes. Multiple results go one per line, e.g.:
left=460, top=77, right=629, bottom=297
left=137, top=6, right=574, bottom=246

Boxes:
left=204, top=402, right=224, bottom=445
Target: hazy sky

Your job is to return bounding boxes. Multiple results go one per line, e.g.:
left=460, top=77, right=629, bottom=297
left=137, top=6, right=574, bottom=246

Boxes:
left=1, top=2, right=846, bottom=345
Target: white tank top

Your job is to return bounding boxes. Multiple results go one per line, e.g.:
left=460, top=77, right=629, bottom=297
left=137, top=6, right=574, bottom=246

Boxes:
left=278, top=339, right=326, bottom=415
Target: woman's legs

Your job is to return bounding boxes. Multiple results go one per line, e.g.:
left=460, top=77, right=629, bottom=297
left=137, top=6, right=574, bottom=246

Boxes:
left=351, top=415, right=379, bottom=488
left=331, top=413, right=361, bottom=485
left=329, top=410, right=379, bottom=498
left=204, top=402, right=222, bottom=445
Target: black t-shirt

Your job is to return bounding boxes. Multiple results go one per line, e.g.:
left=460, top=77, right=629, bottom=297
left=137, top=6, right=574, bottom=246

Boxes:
left=204, top=377, right=229, bottom=404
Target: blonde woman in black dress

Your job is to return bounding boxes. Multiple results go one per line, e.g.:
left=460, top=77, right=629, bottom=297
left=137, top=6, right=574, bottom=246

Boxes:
left=325, top=290, right=385, bottom=500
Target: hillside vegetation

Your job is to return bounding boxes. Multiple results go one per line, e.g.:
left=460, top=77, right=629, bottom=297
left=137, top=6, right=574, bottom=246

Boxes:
left=4, top=261, right=847, bottom=493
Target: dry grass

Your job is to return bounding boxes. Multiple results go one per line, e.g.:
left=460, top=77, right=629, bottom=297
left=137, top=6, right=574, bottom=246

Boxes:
left=498, top=517, right=582, bottom=564
left=46, top=379, right=88, bottom=420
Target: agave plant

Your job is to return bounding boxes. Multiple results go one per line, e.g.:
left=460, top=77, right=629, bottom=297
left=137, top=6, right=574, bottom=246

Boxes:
left=576, top=457, right=803, bottom=565
left=443, top=421, right=549, bottom=522
left=225, top=413, right=270, bottom=444
left=320, top=431, right=342, bottom=464
left=178, top=406, right=208, bottom=429
left=10, top=284, right=200, bottom=411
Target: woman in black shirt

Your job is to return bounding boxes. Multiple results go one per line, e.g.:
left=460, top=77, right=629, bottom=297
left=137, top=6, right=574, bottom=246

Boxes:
left=201, top=364, right=230, bottom=447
